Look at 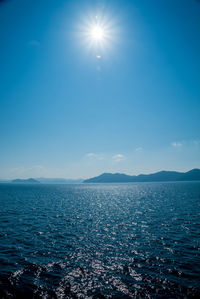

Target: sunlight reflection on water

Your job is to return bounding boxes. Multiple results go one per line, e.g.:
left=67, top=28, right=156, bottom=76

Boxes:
left=0, top=182, right=200, bottom=298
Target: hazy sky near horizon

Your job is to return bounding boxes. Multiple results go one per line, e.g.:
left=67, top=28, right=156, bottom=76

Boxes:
left=0, top=0, right=200, bottom=179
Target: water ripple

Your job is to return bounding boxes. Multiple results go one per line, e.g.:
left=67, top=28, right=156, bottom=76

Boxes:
left=0, top=182, right=200, bottom=298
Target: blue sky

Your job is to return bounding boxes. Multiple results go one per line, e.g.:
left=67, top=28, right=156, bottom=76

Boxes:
left=0, top=0, right=200, bottom=179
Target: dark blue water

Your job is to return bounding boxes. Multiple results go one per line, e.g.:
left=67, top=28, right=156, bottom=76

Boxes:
left=0, top=182, right=200, bottom=298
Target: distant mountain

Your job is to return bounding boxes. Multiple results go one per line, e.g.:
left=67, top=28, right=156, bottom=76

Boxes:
left=3, top=178, right=83, bottom=184
left=84, top=169, right=200, bottom=183
left=0, top=179, right=10, bottom=183
left=37, top=178, right=83, bottom=184
left=12, top=178, right=40, bottom=184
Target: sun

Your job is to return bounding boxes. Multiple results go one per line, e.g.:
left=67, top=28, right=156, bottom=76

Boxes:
left=79, top=13, right=119, bottom=56
left=90, top=26, right=104, bottom=41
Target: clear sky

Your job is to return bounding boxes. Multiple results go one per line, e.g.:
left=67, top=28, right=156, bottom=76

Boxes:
left=0, top=0, right=200, bottom=179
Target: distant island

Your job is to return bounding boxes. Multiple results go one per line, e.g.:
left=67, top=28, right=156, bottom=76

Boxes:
left=2, top=169, right=199, bottom=184
left=8, top=178, right=83, bottom=184
left=12, top=178, right=40, bottom=184
left=84, top=169, right=200, bottom=183
left=0, top=178, right=83, bottom=184
left=37, top=178, right=83, bottom=184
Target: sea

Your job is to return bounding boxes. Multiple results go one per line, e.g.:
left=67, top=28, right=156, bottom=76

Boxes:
left=0, top=182, right=199, bottom=298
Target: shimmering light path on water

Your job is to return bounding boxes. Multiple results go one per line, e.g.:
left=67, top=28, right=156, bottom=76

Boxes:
left=0, top=182, right=200, bottom=298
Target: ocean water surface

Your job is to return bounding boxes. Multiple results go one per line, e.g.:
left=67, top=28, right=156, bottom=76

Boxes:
left=0, top=182, right=199, bottom=298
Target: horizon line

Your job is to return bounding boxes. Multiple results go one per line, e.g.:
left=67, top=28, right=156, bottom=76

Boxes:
left=1, top=168, right=199, bottom=181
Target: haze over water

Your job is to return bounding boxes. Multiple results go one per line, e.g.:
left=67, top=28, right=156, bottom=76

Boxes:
left=0, top=182, right=199, bottom=298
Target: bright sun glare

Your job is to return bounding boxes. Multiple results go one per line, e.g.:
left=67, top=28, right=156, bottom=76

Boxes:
left=80, top=13, right=117, bottom=56
left=91, top=26, right=104, bottom=40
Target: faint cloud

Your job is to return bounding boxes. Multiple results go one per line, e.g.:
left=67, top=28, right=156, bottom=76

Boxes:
left=96, top=55, right=102, bottom=59
left=193, top=140, right=200, bottom=145
left=97, top=156, right=105, bottom=160
left=135, top=147, right=143, bottom=152
left=29, top=40, right=40, bottom=46
left=112, top=154, right=125, bottom=162
left=9, top=165, right=45, bottom=178
left=86, top=153, right=104, bottom=160
left=86, top=153, right=96, bottom=157
left=171, top=142, right=182, bottom=148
